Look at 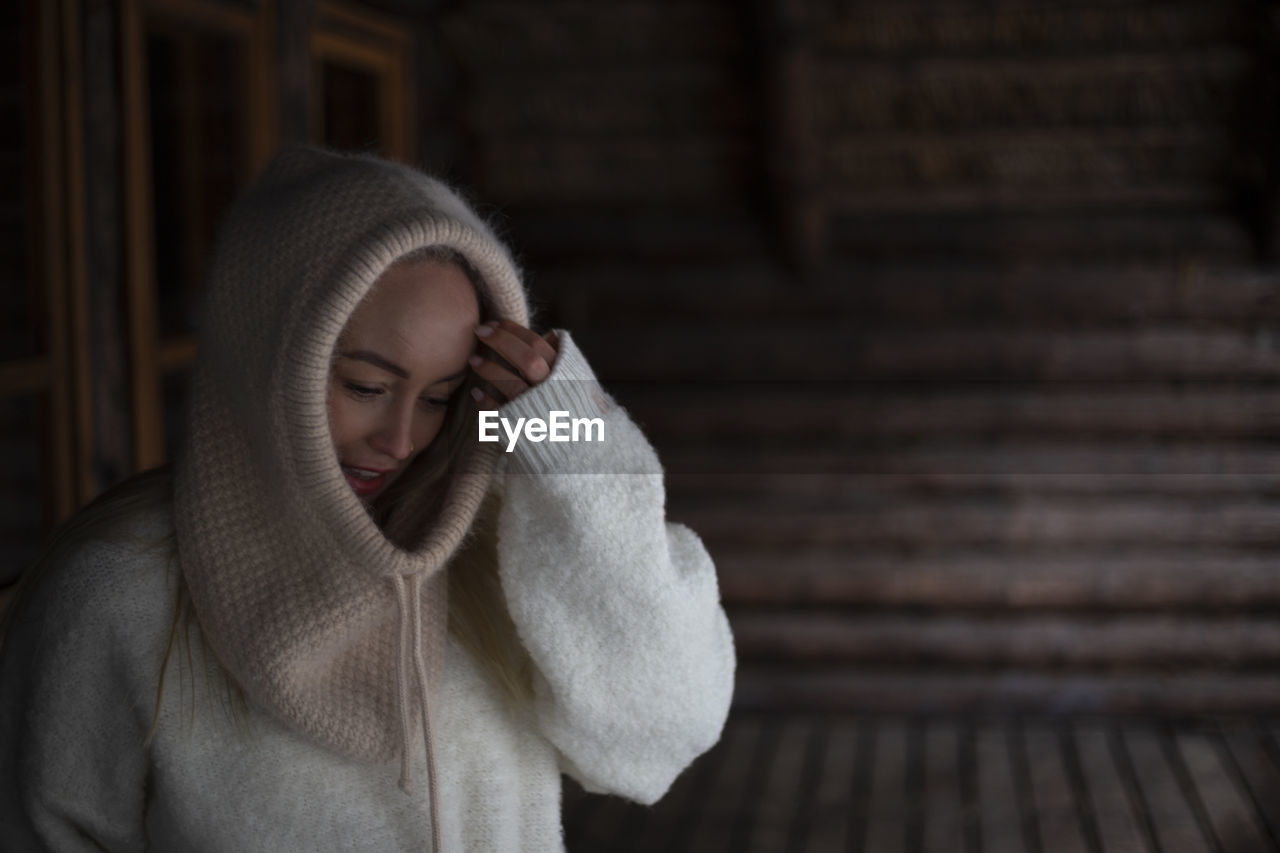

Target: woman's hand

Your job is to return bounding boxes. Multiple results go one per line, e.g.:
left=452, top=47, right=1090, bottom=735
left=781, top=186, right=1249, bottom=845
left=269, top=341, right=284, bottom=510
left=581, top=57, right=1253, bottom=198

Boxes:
left=469, top=320, right=559, bottom=410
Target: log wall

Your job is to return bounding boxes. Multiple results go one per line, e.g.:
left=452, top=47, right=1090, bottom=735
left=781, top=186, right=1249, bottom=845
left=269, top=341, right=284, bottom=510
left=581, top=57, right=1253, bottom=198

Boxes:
left=437, top=0, right=1280, bottom=713
left=5, top=0, right=1278, bottom=712
left=532, top=261, right=1280, bottom=714
left=440, top=0, right=1269, bottom=266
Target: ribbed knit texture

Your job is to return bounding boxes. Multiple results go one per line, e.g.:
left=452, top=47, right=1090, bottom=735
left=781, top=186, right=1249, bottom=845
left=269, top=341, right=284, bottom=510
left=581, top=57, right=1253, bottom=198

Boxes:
left=2, top=332, right=737, bottom=850
left=173, top=148, right=529, bottom=775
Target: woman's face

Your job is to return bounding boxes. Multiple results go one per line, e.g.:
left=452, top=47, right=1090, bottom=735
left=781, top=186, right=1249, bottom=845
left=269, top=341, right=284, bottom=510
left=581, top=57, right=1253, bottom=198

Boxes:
left=327, top=259, right=480, bottom=500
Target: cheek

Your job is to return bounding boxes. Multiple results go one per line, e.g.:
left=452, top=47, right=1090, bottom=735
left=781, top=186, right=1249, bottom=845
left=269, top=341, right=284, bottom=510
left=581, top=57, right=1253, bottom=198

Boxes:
left=326, top=389, right=365, bottom=450
left=412, top=413, right=448, bottom=451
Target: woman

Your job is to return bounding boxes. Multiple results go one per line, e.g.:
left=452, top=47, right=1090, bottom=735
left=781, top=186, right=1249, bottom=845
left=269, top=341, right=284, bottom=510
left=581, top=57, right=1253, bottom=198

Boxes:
left=0, top=148, right=735, bottom=851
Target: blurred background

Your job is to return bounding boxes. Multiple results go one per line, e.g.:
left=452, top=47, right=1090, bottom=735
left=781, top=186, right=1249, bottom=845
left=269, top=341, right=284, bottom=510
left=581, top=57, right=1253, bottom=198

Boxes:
left=4, top=0, right=1280, bottom=849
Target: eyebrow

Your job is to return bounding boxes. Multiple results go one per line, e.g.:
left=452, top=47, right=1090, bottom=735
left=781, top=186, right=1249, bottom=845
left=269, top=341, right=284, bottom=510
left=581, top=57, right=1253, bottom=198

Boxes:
left=339, top=350, right=466, bottom=384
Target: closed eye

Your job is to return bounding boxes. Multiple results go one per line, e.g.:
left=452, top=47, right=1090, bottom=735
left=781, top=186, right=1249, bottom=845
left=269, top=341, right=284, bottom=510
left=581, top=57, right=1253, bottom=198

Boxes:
left=421, top=382, right=469, bottom=410
left=343, top=381, right=384, bottom=399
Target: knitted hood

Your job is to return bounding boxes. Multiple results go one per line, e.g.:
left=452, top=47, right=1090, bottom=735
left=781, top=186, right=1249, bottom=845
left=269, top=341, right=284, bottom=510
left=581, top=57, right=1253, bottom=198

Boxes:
left=173, top=148, right=527, bottom=805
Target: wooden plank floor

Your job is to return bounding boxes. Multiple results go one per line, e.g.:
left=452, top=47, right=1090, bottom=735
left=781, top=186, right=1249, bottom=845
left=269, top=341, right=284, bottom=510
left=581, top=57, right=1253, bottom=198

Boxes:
left=563, top=713, right=1280, bottom=853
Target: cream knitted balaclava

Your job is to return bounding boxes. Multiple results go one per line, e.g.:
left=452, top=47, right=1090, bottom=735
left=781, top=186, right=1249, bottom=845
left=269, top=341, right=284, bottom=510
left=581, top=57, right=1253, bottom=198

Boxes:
left=173, top=148, right=528, bottom=835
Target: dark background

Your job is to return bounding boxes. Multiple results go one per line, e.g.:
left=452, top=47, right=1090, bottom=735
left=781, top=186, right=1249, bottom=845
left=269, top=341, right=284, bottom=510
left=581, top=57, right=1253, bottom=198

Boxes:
left=4, top=1, right=1280, bottom=848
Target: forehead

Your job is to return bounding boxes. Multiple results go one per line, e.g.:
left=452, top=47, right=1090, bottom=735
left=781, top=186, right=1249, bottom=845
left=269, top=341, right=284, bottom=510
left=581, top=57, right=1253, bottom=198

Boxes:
left=340, top=260, right=480, bottom=371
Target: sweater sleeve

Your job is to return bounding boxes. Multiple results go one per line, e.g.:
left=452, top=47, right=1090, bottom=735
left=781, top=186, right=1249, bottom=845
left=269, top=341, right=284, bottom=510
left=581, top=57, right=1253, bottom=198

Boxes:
left=490, top=331, right=736, bottom=805
left=0, top=535, right=163, bottom=852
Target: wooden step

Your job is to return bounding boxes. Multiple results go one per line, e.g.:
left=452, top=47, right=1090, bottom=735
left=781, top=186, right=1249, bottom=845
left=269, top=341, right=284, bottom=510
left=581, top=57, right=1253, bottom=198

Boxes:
left=680, top=496, right=1280, bottom=549
left=728, top=611, right=1280, bottom=668
left=816, top=52, right=1250, bottom=131
left=824, top=129, right=1227, bottom=210
left=519, top=209, right=1253, bottom=266
left=619, top=385, right=1280, bottom=441
left=467, top=65, right=746, bottom=134
left=476, top=133, right=752, bottom=205
left=826, top=210, right=1254, bottom=262
left=732, top=668, right=1280, bottom=714
left=712, top=550, right=1280, bottom=611
left=447, top=3, right=743, bottom=67
left=669, top=474, right=1280, bottom=523
left=666, top=469, right=1280, bottom=500
left=539, top=264, right=1276, bottom=327
left=815, top=4, right=1251, bottom=55
left=578, top=326, right=1280, bottom=382
left=659, top=443, right=1280, bottom=485
left=512, top=209, right=769, bottom=265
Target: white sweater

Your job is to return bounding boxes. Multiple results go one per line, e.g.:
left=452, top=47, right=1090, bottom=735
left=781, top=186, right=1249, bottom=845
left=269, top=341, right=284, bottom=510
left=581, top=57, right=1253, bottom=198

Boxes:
left=0, top=338, right=736, bottom=852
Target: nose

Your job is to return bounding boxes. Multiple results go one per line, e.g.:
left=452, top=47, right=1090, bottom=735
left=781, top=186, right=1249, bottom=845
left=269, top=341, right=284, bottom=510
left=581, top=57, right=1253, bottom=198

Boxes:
left=369, top=407, right=415, bottom=461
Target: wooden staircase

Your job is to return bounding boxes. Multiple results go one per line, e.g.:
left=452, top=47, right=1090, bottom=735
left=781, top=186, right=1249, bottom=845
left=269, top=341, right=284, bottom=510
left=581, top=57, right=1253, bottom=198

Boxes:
left=538, top=261, right=1280, bottom=715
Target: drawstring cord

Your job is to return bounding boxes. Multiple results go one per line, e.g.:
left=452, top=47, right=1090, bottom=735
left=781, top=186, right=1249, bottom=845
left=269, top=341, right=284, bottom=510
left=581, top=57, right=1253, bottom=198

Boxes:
left=393, top=573, right=444, bottom=853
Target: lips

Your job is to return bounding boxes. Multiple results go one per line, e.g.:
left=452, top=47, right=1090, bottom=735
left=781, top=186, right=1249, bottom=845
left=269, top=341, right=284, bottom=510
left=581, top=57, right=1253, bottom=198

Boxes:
left=341, top=465, right=392, bottom=498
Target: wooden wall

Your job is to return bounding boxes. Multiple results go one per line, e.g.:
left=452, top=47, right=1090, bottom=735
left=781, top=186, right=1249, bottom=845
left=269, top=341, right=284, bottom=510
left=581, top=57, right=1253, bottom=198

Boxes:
left=436, top=0, right=1280, bottom=714
left=0, top=0, right=415, bottom=587
left=438, top=0, right=1270, bottom=266
left=5, top=0, right=1280, bottom=713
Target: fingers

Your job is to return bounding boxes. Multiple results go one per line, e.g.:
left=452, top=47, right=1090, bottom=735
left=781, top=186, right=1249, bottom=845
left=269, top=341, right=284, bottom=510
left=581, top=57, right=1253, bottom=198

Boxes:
left=468, top=351, right=530, bottom=407
left=469, top=385, right=502, bottom=412
left=474, top=320, right=557, bottom=384
left=470, top=320, right=559, bottom=406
